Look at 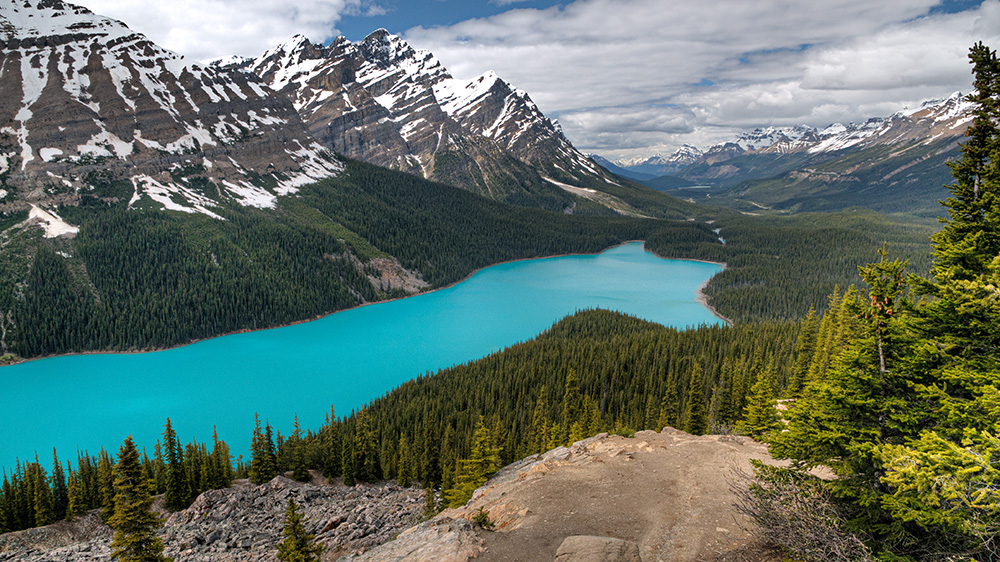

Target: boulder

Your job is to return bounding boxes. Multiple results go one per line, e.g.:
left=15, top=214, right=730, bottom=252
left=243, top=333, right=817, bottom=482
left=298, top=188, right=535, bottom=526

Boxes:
left=554, top=535, right=642, bottom=562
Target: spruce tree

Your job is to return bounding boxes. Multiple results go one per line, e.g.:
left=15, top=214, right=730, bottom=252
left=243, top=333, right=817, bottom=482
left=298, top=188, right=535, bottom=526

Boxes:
left=249, top=414, right=278, bottom=485
left=162, top=418, right=189, bottom=511
left=683, top=363, right=708, bottom=435
left=787, top=306, right=818, bottom=396
left=50, top=449, right=68, bottom=521
left=874, top=42, right=1000, bottom=557
left=770, top=44, right=1000, bottom=560
left=31, top=458, right=54, bottom=527
left=65, top=468, right=83, bottom=521
left=108, top=436, right=170, bottom=562
left=444, top=416, right=501, bottom=508
left=657, top=371, right=680, bottom=429
left=529, top=387, right=550, bottom=454
left=97, top=447, right=116, bottom=523
left=735, top=366, right=782, bottom=437
left=290, top=415, right=310, bottom=482
left=562, top=369, right=582, bottom=444
left=276, top=499, right=322, bottom=562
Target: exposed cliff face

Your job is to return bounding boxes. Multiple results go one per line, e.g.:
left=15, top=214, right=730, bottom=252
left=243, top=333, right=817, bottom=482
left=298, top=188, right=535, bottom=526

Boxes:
left=226, top=31, right=621, bottom=212
left=0, top=0, right=341, bottom=218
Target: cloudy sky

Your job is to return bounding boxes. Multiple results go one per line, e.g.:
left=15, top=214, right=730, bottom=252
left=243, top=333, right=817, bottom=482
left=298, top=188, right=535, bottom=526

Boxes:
left=77, top=0, right=1000, bottom=161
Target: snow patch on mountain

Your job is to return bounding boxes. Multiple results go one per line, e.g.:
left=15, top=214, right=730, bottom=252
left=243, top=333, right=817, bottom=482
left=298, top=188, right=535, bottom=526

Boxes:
left=28, top=205, right=79, bottom=238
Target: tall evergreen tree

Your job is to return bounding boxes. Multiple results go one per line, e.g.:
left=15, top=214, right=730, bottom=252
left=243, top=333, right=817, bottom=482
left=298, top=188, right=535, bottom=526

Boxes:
left=657, top=371, right=680, bottom=429
left=249, top=414, right=278, bottom=485
left=50, top=449, right=68, bottom=521
left=162, top=418, right=189, bottom=511
left=770, top=43, right=1000, bottom=561
left=874, top=42, right=1000, bottom=558
left=31, top=458, right=54, bottom=527
left=108, top=436, right=170, bottom=562
left=735, top=365, right=782, bottom=437
left=97, top=447, right=116, bottom=523
left=290, top=415, right=310, bottom=482
left=683, top=363, right=708, bottom=436
left=444, top=416, right=501, bottom=507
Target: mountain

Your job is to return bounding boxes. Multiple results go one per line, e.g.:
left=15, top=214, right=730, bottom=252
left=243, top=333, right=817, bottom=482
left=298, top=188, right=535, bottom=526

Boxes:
left=219, top=31, right=642, bottom=214
left=588, top=154, right=656, bottom=181
left=670, top=94, right=973, bottom=215
left=615, top=145, right=704, bottom=176
left=0, top=0, right=341, bottom=219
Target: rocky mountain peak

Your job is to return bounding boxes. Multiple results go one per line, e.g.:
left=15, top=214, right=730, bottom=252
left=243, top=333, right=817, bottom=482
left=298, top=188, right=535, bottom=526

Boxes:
left=0, top=0, right=342, bottom=218
left=357, top=28, right=424, bottom=69
left=228, top=30, right=617, bottom=212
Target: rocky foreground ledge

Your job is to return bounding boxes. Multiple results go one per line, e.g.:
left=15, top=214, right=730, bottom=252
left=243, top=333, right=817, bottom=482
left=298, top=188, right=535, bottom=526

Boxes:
left=0, top=428, right=780, bottom=562
left=0, top=476, right=424, bottom=561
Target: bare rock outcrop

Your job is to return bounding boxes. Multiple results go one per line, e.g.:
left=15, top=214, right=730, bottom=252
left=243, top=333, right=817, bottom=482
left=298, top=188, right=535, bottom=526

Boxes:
left=0, top=475, right=424, bottom=562
left=352, top=428, right=781, bottom=562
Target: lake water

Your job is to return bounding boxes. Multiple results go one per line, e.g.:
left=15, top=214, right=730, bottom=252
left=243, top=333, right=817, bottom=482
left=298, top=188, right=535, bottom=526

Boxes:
left=0, top=242, right=723, bottom=469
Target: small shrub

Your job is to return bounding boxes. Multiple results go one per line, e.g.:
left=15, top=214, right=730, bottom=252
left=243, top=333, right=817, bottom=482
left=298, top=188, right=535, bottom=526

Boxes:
left=472, top=506, right=493, bottom=530
left=730, top=462, right=874, bottom=562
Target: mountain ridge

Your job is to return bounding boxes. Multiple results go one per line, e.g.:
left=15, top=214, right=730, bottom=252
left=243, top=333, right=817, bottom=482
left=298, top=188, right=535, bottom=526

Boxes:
left=604, top=93, right=973, bottom=214
left=0, top=0, right=342, bottom=220
left=218, top=29, right=635, bottom=213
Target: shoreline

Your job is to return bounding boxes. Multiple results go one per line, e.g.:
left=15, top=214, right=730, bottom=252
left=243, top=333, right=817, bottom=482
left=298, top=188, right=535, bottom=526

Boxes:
left=1, top=240, right=731, bottom=367
left=642, top=251, right=732, bottom=326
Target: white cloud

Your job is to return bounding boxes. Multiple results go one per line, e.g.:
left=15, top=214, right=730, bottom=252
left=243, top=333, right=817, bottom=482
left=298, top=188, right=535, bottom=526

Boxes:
left=75, top=0, right=367, bottom=61
left=70, top=0, right=1000, bottom=160
left=403, top=0, right=1000, bottom=160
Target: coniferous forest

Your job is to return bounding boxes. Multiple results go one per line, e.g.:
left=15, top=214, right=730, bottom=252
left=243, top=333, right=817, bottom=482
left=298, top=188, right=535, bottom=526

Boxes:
left=1, top=39, right=997, bottom=562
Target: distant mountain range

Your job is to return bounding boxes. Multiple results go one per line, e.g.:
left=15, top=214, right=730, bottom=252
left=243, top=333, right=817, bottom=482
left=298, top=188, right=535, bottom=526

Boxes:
left=604, top=94, right=973, bottom=215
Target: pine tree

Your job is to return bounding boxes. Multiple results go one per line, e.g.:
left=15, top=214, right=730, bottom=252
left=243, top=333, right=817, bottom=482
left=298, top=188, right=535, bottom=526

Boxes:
left=444, top=416, right=501, bottom=507
left=683, top=363, right=708, bottom=436
left=65, top=468, right=83, bottom=521
left=249, top=414, right=278, bottom=485
left=397, top=435, right=412, bottom=487
left=874, top=43, right=1000, bottom=557
left=770, top=44, right=1000, bottom=559
left=529, top=387, right=550, bottom=454
left=735, top=366, right=782, bottom=437
left=162, top=418, right=189, bottom=511
left=290, top=415, right=310, bottom=482
left=31, top=458, right=54, bottom=527
left=108, top=436, right=170, bottom=562
left=354, top=411, right=380, bottom=482
left=276, top=499, right=322, bottom=562
left=657, top=371, right=680, bottom=429
left=97, top=447, right=116, bottom=523
left=561, top=369, right=582, bottom=444
left=341, top=438, right=356, bottom=487
left=50, top=449, right=68, bottom=521
left=787, top=306, right=819, bottom=396
left=420, top=413, right=440, bottom=486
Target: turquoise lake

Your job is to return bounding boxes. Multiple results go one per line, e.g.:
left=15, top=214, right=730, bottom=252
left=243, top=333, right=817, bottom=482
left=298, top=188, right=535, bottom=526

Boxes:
left=0, top=242, right=723, bottom=469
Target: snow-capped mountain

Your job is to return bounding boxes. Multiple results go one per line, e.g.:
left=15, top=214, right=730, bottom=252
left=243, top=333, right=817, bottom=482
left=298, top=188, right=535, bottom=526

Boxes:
left=678, top=93, right=975, bottom=214
left=0, top=0, right=341, bottom=218
left=614, top=145, right=705, bottom=176
left=219, top=31, right=618, bottom=210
